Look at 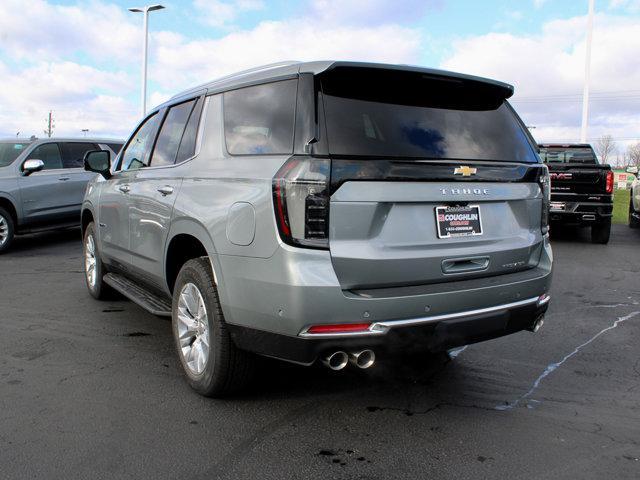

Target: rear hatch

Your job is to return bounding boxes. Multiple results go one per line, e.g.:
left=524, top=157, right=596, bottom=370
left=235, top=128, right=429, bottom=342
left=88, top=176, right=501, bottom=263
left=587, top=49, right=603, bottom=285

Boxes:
left=319, top=67, right=546, bottom=290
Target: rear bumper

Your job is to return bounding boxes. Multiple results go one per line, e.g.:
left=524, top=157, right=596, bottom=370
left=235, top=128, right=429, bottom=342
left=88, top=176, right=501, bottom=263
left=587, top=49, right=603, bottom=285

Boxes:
left=549, top=198, right=613, bottom=225
left=217, top=235, right=553, bottom=365
left=228, top=295, right=550, bottom=365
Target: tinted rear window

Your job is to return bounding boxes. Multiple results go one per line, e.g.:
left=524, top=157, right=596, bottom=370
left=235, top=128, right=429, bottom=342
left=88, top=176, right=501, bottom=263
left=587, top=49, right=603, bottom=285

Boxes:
left=539, top=147, right=598, bottom=164
left=223, top=79, right=297, bottom=155
left=320, top=68, right=537, bottom=163
left=106, top=143, right=124, bottom=154
left=61, top=142, right=100, bottom=168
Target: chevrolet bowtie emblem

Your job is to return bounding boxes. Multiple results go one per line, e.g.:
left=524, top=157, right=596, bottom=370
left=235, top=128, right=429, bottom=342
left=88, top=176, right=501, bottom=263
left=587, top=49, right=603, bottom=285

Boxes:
left=454, top=166, right=477, bottom=177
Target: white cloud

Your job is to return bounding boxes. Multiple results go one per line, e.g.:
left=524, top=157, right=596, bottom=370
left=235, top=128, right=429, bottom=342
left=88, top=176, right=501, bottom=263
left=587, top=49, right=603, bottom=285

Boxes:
left=150, top=20, right=421, bottom=92
left=0, top=61, right=137, bottom=139
left=534, top=0, right=549, bottom=8
left=441, top=13, right=640, bottom=147
left=193, top=0, right=265, bottom=27
left=0, top=0, right=139, bottom=62
left=308, top=0, right=442, bottom=25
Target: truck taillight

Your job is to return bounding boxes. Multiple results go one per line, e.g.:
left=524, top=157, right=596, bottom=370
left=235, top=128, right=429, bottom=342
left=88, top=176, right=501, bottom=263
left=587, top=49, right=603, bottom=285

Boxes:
left=539, top=165, right=551, bottom=235
left=605, top=170, right=614, bottom=194
left=272, top=157, right=330, bottom=249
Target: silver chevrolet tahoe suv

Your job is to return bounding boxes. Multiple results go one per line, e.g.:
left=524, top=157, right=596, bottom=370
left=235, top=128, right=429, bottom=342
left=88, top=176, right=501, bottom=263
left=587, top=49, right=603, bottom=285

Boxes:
left=0, top=138, right=123, bottom=253
left=81, top=61, right=553, bottom=397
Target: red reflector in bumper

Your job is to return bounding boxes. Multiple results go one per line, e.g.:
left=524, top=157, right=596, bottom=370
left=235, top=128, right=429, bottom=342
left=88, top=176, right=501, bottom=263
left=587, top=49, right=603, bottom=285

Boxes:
left=306, top=323, right=372, bottom=334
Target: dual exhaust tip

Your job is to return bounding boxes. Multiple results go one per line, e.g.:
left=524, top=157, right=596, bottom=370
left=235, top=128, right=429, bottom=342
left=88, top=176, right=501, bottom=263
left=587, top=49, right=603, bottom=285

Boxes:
left=322, top=350, right=375, bottom=370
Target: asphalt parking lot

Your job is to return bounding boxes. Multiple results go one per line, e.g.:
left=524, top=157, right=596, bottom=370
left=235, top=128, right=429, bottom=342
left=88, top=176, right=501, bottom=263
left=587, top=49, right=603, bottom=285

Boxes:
left=1, top=225, right=640, bottom=479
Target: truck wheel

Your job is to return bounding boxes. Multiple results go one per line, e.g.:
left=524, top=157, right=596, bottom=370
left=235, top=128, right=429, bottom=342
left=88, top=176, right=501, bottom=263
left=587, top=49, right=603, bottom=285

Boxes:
left=172, top=257, right=255, bottom=397
left=83, top=222, right=113, bottom=299
left=0, top=207, right=15, bottom=254
left=591, top=218, right=611, bottom=244
left=629, top=198, right=640, bottom=229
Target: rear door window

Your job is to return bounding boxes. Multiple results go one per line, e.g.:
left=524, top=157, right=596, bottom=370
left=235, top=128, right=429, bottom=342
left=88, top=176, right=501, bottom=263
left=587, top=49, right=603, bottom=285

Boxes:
left=120, top=113, right=160, bottom=171
left=223, top=79, right=297, bottom=155
left=60, top=142, right=100, bottom=169
left=106, top=143, right=124, bottom=155
left=27, top=143, right=63, bottom=170
left=150, top=99, right=197, bottom=167
left=175, top=97, right=203, bottom=163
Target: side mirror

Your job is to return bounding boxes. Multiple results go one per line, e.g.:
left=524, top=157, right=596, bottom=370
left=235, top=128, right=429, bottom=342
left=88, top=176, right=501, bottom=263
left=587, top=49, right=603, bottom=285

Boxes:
left=626, top=166, right=638, bottom=174
left=22, top=159, right=45, bottom=176
left=84, top=150, right=111, bottom=179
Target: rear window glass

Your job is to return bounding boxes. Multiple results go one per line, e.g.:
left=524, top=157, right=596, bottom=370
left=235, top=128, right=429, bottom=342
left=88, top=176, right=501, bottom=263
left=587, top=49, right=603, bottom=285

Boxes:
left=320, top=68, right=537, bottom=163
left=61, top=142, right=100, bottom=168
left=106, top=143, right=124, bottom=154
left=223, top=79, right=297, bottom=155
left=539, top=147, right=598, bottom=164
left=0, top=143, right=30, bottom=167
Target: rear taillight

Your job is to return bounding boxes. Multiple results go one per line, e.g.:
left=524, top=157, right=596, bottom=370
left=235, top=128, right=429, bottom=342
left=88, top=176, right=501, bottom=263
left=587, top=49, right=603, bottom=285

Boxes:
left=539, top=165, right=551, bottom=235
left=605, top=170, right=614, bottom=194
left=272, top=157, right=330, bottom=249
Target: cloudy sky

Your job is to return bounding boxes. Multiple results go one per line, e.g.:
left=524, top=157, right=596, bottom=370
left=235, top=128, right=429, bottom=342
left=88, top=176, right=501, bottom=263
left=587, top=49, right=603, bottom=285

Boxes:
left=0, top=0, right=638, bottom=152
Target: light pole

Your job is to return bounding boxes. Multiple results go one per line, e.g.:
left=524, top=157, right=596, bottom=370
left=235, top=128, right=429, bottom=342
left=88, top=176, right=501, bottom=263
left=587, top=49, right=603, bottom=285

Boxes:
left=81, top=129, right=89, bottom=137
left=129, top=4, right=165, bottom=118
left=580, top=0, right=595, bottom=143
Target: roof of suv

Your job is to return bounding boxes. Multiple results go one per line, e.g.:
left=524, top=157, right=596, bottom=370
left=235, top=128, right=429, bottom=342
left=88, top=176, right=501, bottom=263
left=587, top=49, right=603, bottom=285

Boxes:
left=167, top=60, right=514, bottom=106
left=0, top=137, right=123, bottom=144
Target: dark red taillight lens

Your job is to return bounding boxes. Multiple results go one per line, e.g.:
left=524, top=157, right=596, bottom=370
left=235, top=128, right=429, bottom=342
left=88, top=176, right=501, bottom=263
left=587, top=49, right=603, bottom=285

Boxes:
left=273, top=157, right=330, bottom=249
left=539, top=165, right=551, bottom=235
left=605, top=170, right=614, bottom=194
left=306, top=323, right=371, bottom=334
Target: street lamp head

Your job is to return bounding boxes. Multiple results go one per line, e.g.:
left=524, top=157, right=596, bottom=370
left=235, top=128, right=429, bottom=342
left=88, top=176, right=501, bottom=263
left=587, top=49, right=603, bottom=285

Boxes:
left=128, top=4, right=165, bottom=13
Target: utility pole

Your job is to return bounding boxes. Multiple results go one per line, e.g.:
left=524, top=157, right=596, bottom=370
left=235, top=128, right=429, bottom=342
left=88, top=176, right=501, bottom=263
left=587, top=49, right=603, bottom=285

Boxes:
left=44, top=111, right=55, bottom=138
left=580, top=0, right=595, bottom=143
left=129, top=4, right=165, bottom=117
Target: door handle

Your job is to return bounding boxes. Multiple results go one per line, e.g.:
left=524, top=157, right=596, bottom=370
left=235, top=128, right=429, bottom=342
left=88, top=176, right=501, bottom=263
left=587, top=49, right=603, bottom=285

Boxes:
left=58, top=177, right=70, bottom=181
left=157, top=186, right=174, bottom=196
left=119, top=184, right=130, bottom=194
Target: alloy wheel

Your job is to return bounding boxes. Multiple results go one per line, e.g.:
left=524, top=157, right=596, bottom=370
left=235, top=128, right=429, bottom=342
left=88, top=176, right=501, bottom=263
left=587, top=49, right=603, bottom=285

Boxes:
left=177, top=283, right=210, bottom=375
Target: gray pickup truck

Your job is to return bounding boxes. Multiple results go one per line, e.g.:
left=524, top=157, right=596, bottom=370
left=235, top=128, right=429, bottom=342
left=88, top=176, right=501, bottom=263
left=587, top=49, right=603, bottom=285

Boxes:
left=0, top=138, right=123, bottom=253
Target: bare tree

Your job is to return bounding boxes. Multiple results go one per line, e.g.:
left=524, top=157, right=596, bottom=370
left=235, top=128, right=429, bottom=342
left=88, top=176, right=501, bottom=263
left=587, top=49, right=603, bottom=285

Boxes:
left=628, top=142, right=640, bottom=167
left=595, top=134, right=616, bottom=164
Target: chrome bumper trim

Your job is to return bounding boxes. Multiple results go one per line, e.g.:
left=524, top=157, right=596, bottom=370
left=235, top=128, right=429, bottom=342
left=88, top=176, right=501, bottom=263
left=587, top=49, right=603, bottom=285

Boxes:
left=299, top=296, right=547, bottom=338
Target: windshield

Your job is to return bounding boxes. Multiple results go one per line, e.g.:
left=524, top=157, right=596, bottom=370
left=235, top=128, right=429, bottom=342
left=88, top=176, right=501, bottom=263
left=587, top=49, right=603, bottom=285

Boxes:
left=0, top=142, right=30, bottom=167
left=539, top=147, right=598, bottom=164
left=319, top=68, right=538, bottom=163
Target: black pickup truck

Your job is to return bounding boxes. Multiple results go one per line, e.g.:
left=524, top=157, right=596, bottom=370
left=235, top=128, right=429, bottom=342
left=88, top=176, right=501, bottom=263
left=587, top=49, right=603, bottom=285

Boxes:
left=538, top=143, right=614, bottom=244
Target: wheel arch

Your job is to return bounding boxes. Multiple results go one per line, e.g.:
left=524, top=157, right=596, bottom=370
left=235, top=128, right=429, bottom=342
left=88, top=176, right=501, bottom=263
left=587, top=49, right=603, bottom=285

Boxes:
left=0, top=194, right=18, bottom=228
left=164, top=219, right=224, bottom=301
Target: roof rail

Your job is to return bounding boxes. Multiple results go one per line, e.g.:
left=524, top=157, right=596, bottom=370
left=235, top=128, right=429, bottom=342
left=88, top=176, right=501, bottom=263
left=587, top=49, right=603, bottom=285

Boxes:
left=170, top=61, right=301, bottom=100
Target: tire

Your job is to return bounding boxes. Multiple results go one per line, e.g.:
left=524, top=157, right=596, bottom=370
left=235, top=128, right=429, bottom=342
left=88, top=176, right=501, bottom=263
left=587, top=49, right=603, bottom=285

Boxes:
left=629, top=198, right=640, bottom=229
left=83, top=222, right=112, bottom=299
left=0, top=207, right=16, bottom=254
left=172, top=257, right=255, bottom=397
left=591, top=218, right=611, bottom=244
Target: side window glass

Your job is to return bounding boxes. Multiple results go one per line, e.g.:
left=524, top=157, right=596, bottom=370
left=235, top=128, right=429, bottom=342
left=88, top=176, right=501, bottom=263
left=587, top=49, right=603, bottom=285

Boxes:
left=61, top=142, right=99, bottom=169
left=176, top=97, right=203, bottom=163
left=27, top=143, right=63, bottom=170
left=106, top=143, right=123, bottom=155
left=120, top=113, right=160, bottom=171
left=150, top=99, right=196, bottom=167
left=223, top=79, right=297, bottom=155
